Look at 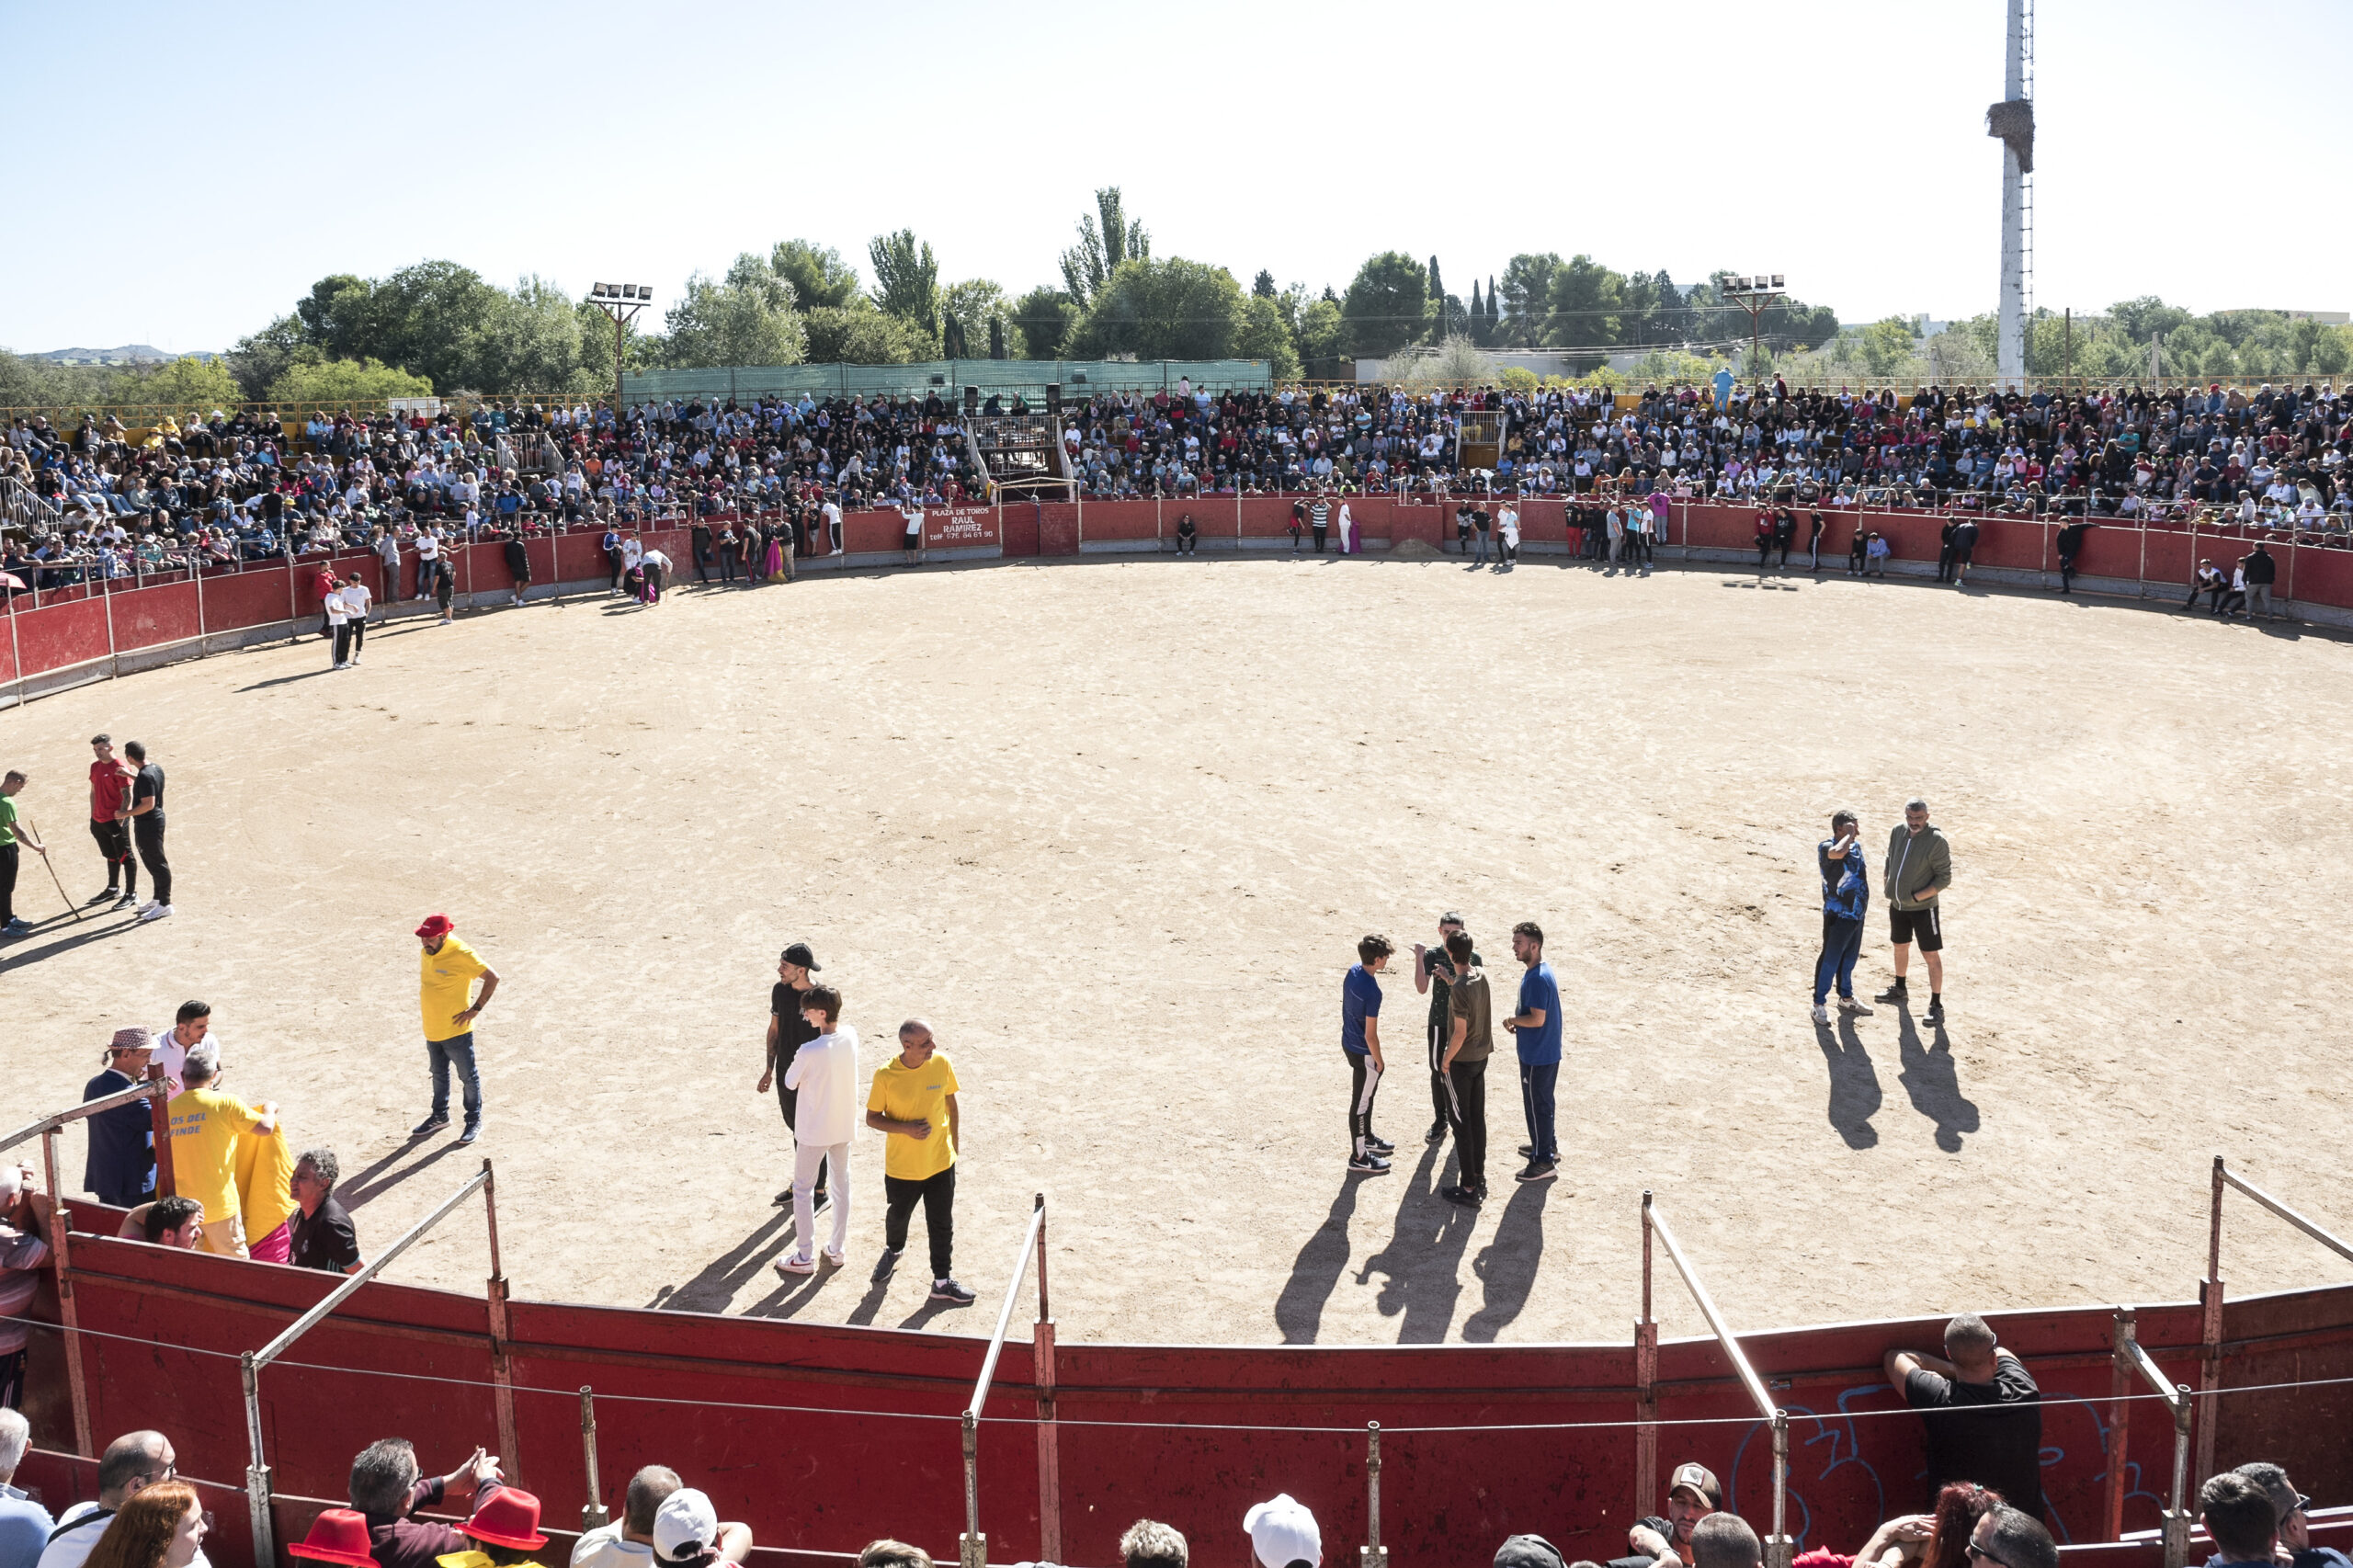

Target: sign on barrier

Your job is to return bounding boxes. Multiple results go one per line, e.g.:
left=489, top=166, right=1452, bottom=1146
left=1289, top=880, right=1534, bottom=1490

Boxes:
left=925, top=506, right=999, bottom=550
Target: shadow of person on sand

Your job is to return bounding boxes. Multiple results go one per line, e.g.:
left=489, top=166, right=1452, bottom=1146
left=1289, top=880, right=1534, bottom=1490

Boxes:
left=1352, top=1142, right=1478, bottom=1345
left=1816, top=1016, right=1883, bottom=1150
left=1274, top=1167, right=1365, bottom=1344
left=646, top=1209, right=797, bottom=1312
left=338, top=1138, right=466, bottom=1213
left=1895, top=1009, right=1979, bottom=1152
left=1462, top=1177, right=1548, bottom=1342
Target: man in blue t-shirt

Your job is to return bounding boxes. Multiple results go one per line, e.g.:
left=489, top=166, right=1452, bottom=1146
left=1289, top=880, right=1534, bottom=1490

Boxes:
left=1813, top=811, right=1870, bottom=1025
left=1340, top=935, right=1396, bottom=1174
left=1500, top=921, right=1561, bottom=1182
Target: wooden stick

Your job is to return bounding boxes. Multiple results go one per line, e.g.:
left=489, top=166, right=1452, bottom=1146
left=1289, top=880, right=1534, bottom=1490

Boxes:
left=25, top=817, right=84, bottom=921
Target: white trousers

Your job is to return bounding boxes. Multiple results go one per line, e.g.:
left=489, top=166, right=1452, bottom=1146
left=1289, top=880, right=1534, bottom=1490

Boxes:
left=794, top=1139, right=849, bottom=1259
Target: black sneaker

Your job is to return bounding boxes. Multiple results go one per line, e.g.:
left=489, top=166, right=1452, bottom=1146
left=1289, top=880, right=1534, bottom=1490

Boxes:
left=1364, top=1136, right=1395, bottom=1154
left=772, top=1189, right=792, bottom=1208
left=811, top=1187, right=829, bottom=1209
left=1517, top=1144, right=1535, bottom=1159
left=1439, top=1184, right=1483, bottom=1207
left=1426, top=1120, right=1449, bottom=1145
left=1347, top=1154, right=1392, bottom=1176
left=1515, top=1161, right=1558, bottom=1185
left=1874, top=982, right=1909, bottom=1004
left=87, top=888, right=119, bottom=905
left=870, top=1247, right=903, bottom=1283
left=930, top=1278, right=977, bottom=1305
left=111, top=892, right=139, bottom=911
left=411, top=1113, right=451, bottom=1137
left=1926, top=1000, right=1946, bottom=1028
left=458, top=1122, right=482, bottom=1146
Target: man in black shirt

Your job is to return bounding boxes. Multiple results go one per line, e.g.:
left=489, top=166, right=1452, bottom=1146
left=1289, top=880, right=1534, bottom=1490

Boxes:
left=1411, top=914, right=1479, bottom=1145
left=122, top=741, right=170, bottom=922
left=290, top=1148, right=363, bottom=1275
left=756, top=942, right=827, bottom=1210
left=2055, top=521, right=2095, bottom=594
left=1885, top=1312, right=2045, bottom=1518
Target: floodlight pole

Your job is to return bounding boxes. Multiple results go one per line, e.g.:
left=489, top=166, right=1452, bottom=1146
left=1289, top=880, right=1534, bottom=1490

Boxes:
left=589, top=287, right=651, bottom=432
left=1720, top=276, right=1787, bottom=381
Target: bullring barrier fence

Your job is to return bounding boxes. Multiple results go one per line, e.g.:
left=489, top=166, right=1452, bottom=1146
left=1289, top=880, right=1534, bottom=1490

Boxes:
left=5, top=1128, right=2353, bottom=1568
left=7, top=495, right=2349, bottom=707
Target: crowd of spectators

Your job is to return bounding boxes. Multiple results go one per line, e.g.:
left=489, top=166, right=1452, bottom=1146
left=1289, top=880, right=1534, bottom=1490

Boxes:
left=7, top=376, right=2350, bottom=593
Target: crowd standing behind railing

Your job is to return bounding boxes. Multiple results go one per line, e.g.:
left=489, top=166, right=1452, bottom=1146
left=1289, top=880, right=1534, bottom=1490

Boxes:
left=6, top=376, right=2353, bottom=597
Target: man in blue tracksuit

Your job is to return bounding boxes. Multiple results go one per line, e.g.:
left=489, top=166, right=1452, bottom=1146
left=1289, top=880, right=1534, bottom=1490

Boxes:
left=1500, top=921, right=1562, bottom=1184
left=1813, top=812, right=1869, bottom=1025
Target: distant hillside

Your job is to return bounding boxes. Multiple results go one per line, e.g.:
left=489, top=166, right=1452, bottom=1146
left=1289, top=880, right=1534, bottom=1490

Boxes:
left=20, top=345, right=219, bottom=366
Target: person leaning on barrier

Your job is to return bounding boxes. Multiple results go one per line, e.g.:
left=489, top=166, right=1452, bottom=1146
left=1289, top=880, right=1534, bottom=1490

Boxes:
left=1245, top=1494, right=1318, bottom=1568
left=164, top=1043, right=277, bottom=1259
left=36, top=1431, right=210, bottom=1568
left=115, top=1198, right=203, bottom=1250
left=348, top=1438, right=505, bottom=1568
left=290, top=1149, right=361, bottom=1276
left=2224, top=1462, right=2350, bottom=1568
left=648, top=1492, right=749, bottom=1568
left=1120, top=1519, right=1188, bottom=1568
left=1884, top=1312, right=2042, bottom=1519
left=1611, top=1462, right=1720, bottom=1568
left=0, top=1407, right=54, bottom=1568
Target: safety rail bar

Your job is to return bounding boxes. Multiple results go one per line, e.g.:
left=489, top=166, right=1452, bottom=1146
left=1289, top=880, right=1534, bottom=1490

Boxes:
left=1641, top=1191, right=1792, bottom=1568
left=961, top=1193, right=1049, bottom=1568
left=242, top=1159, right=505, bottom=1568
left=0, top=1077, right=167, bottom=1156
left=2104, top=1309, right=2194, bottom=1568
left=2196, top=1155, right=2353, bottom=1483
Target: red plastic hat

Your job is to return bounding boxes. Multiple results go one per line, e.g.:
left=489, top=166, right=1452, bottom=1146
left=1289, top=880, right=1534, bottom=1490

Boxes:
left=415, top=914, right=454, bottom=941
left=465, top=1489, right=548, bottom=1551
left=288, top=1509, right=378, bottom=1568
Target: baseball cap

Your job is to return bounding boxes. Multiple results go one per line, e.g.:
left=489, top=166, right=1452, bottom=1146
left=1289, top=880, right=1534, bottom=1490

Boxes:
left=654, top=1488, right=720, bottom=1563
left=1245, top=1494, right=1320, bottom=1568
left=781, top=941, right=821, bottom=971
left=415, top=914, right=453, bottom=940
left=1495, top=1536, right=1566, bottom=1568
left=1669, top=1462, right=1722, bottom=1510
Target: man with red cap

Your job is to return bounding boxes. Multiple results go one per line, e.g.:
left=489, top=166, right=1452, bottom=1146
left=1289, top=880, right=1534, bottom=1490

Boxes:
left=415, top=915, right=500, bottom=1146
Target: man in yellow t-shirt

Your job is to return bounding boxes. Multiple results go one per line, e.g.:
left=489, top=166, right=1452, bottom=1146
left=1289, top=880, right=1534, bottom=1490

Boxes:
left=415, top=913, right=501, bottom=1145
left=165, top=1044, right=277, bottom=1257
left=865, top=1020, right=972, bottom=1304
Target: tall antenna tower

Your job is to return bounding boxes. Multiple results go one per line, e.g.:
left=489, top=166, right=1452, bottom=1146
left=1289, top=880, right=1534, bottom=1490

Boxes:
left=1989, top=0, right=2036, bottom=388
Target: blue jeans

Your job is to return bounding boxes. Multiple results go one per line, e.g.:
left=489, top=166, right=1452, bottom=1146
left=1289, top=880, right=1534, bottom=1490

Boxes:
left=1518, top=1062, right=1559, bottom=1164
left=426, top=1031, right=482, bottom=1122
left=1474, top=531, right=1491, bottom=563
left=1815, top=915, right=1864, bottom=1005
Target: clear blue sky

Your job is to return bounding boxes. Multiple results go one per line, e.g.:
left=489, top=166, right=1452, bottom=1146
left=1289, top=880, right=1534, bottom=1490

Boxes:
left=3, top=0, right=2344, bottom=354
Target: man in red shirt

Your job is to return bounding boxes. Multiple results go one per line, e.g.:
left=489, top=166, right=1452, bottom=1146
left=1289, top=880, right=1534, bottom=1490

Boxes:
left=86, top=734, right=138, bottom=912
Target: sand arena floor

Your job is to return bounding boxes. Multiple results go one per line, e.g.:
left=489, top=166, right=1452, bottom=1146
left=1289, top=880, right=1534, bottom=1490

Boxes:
left=5, top=551, right=2350, bottom=1346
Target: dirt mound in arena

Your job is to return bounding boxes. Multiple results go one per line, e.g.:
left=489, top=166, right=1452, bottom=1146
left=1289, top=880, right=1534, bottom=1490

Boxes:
left=1390, top=538, right=1444, bottom=559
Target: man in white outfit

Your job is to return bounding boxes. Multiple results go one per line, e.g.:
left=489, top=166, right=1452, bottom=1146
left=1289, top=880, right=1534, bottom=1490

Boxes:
left=1336, top=500, right=1356, bottom=553
left=776, top=984, right=857, bottom=1275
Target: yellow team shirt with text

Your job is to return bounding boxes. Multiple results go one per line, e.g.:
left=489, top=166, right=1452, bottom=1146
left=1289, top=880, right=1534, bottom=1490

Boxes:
left=868, top=1051, right=960, bottom=1182
left=167, top=1087, right=263, bottom=1226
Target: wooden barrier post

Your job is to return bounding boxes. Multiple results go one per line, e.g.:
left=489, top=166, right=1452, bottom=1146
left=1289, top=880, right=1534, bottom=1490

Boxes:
left=40, top=1126, right=95, bottom=1459
left=2105, top=1308, right=2135, bottom=1540
left=579, top=1387, right=609, bottom=1534
left=147, top=1062, right=176, bottom=1197
left=484, top=1158, right=520, bottom=1483
left=1033, top=1193, right=1061, bottom=1565
left=2196, top=1155, right=2225, bottom=1488
left=1635, top=1191, right=1658, bottom=1511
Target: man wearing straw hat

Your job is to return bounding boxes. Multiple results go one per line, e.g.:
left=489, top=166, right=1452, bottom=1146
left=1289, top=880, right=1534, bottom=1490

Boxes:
left=83, top=1028, right=160, bottom=1208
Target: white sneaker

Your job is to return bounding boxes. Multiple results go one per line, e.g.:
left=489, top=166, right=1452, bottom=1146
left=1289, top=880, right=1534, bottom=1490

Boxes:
left=140, top=903, right=174, bottom=923
left=1837, top=995, right=1865, bottom=1013
left=823, top=1249, right=846, bottom=1267
left=137, top=900, right=158, bottom=915
left=1811, top=1004, right=1830, bottom=1025
left=775, top=1253, right=817, bottom=1276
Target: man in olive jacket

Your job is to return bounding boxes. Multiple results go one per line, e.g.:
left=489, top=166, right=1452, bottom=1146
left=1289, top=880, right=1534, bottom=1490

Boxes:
left=1876, top=798, right=1953, bottom=1027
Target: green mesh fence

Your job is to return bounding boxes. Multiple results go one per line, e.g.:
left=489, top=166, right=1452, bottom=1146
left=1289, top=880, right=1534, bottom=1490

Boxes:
left=621, top=359, right=1270, bottom=404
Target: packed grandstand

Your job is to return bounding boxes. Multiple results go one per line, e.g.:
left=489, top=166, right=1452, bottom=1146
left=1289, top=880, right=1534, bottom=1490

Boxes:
left=6, top=375, right=2351, bottom=588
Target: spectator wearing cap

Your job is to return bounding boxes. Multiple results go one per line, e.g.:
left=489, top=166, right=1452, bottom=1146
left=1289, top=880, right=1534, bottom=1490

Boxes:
left=650, top=1490, right=750, bottom=1568
left=164, top=1044, right=276, bottom=1259
left=575, top=1467, right=742, bottom=1568
left=414, top=915, right=499, bottom=1147
left=36, top=1430, right=208, bottom=1568
left=1495, top=1536, right=1566, bottom=1568
left=1245, top=1494, right=1319, bottom=1568
left=1884, top=1313, right=2043, bottom=1519
left=0, top=1169, right=50, bottom=1410
left=290, top=1149, right=362, bottom=1276
left=0, top=1407, right=55, bottom=1568
left=347, top=1439, right=504, bottom=1568
left=2206, top=1468, right=2349, bottom=1568
left=83, top=1030, right=159, bottom=1209
left=1613, top=1463, right=1722, bottom=1568
left=439, top=1488, right=553, bottom=1568
left=1120, top=1520, right=1188, bottom=1568
left=115, top=1198, right=203, bottom=1250
left=757, top=943, right=829, bottom=1212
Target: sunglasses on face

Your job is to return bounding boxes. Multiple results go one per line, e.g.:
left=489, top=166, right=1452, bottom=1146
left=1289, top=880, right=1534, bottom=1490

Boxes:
left=1966, top=1544, right=2009, bottom=1568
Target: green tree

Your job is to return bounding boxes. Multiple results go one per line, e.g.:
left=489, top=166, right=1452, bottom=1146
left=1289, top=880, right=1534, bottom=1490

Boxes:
left=1058, top=187, right=1151, bottom=310
left=1544, top=255, right=1628, bottom=349
left=1495, top=254, right=1561, bottom=347
left=267, top=358, right=434, bottom=405
left=1340, top=251, right=1428, bottom=358
left=1066, top=256, right=1244, bottom=361
left=292, top=274, right=376, bottom=360
left=661, top=262, right=808, bottom=368
left=868, top=230, right=940, bottom=324
left=1252, top=269, right=1278, bottom=299
left=802, top=299, right=931, bottom=364
left=120, top=355, right=241, bottom=413
left=1235, top=294, right=1302, bottom=380
left=941, top=279, right=1014, bottom=360
left=1009, top=286, right=1077, bottom=359
left=1855, top=317, right=1921, bottom=377
left=1295, top=297, right=1346, bottom=378
left=771, top=239, right=860, bottom=310
left=365, top=260, right=510, bottom=391
left=225, top=316, right=312, bottom=401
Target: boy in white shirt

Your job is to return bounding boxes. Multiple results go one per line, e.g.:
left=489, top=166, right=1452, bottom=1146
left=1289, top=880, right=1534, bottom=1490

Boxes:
left=777, top=985, right=858, bottom=1275
left=337, top=576, right=372, bottom=666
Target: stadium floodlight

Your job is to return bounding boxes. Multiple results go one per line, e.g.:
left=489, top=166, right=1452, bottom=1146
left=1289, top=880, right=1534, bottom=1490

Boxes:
left=1771, top=274, right=1785, bottom=289
left=586, top=282, right=656, bottom=424
left=1718, top=272, right=1788, bottom=376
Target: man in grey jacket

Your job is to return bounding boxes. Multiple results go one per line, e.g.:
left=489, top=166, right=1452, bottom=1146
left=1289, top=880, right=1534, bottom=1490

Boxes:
left=1876, top=799, right=1953, bottom=1027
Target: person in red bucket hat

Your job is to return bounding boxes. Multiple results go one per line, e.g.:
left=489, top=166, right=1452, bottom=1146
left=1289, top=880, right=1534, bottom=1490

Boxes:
left=438, top=1488, right=551, bottom=1568
left=290, top=1509, right=379, bottom=1568
left=413, top=914, right=501, bottom=1147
